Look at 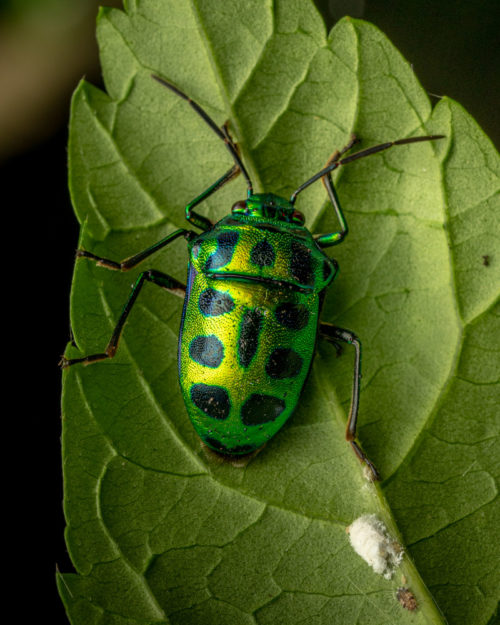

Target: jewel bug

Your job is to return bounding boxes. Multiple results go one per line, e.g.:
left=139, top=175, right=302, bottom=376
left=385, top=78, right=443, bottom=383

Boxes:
left=61, top=74, right=443, bottom=480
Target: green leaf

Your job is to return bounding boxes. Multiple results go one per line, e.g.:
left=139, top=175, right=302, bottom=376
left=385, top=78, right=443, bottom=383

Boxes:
left=60, top=2, right=500, bottom=624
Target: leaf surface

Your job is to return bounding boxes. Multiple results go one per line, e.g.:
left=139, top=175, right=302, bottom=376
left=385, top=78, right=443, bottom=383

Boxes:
left=60, top=2, right=500, bottom=624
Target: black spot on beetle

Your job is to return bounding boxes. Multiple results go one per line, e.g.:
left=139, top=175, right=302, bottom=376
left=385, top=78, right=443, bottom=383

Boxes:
left=291, top=241, right=314, bottom=285
left=274, top=302, right=310, bottom=330
left=250, top=239, right=276, bottom=267
left=266, top=347, right=303, bottom=379
left=189, top=335, right=224, bottom=368
left=199, top=288, right=235, bottom=316
left=241, top=393, right=286, bottom=426
left=205, top=231, right=239, bottom=270
left=190, top=384, right=230, bottom=420
left=238, top=308, right=264, bottom=368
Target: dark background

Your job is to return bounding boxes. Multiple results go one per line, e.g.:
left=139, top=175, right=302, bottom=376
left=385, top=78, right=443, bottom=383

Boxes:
left=2, top=0, right=497, bottom=622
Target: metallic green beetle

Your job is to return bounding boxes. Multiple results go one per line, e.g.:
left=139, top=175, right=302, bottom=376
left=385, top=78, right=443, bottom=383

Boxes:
left=61, top=75, right=443, bottom=480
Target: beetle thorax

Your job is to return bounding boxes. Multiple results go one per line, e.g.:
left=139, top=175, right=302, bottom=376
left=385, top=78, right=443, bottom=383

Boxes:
left=232, top=193, right=305, bottom=225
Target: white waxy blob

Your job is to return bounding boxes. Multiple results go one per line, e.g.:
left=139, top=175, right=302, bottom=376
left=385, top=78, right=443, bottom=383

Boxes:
left=347, top=514, right=403, bottom=579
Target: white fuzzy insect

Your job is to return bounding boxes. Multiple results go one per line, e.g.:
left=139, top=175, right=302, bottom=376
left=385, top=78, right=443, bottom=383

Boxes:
left=347, top=514, right=403, bottom=579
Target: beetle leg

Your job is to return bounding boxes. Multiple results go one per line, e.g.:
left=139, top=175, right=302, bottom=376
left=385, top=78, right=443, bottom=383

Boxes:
left=291, top=133, right=444, bottom=207
left=152, top=74, right=252, bottom=232
left=184, top=164, right=240, bottom=231
left=184, top=123, right=242, bottom=230
left=152, top=74, right=253, bottom=193
left=314, top=173, right=348, bottom=248
left=60, top=269, right=185, bottom=368
left=320, top=322, right=380, bottom=481
left=76, top=228, right=193, bottom=271
left=311, top=135, right=359, bottom=248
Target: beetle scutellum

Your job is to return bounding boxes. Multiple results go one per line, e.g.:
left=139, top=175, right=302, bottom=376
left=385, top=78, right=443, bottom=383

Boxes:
left=61, top=75, right=443, bottom=479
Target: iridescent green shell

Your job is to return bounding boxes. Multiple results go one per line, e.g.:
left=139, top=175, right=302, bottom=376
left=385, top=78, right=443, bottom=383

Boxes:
left=178, top=209, right=338, bottom=455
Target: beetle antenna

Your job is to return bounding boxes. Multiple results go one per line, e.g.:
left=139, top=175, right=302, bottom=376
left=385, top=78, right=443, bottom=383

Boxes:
left=152, top=74, right=253, bottom=193
left=290, top=135, right=445, bottom=204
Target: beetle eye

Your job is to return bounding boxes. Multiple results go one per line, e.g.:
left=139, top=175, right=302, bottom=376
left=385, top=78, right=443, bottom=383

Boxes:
left=292, top=209, right=305, bottom=224
left=232, top=200, right=247, bottom=213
